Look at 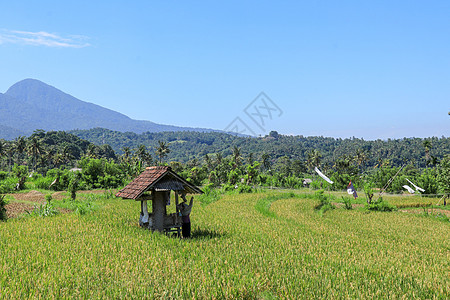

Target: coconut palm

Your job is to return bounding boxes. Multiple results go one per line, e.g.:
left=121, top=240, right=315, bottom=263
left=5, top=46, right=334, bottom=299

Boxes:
left=261, top=152, right=271, bottom=172
left=13, top=136, right=26, bottom=165
left=27, top=136, right=44, bottom=171
left=232, top=146, right=242, bottom=169
left=354, top=148, right=368, bottom=173
left=136, top=144, right=152, bottom=167
left=121, top=146, right=132, bottom=164
left=307, top=149, right=322, bottom=171
left=0, top=140, right=6, bottom=169
left=423, top=140, right=432, bottom=167
left=155, top=141, right=170, bottom=165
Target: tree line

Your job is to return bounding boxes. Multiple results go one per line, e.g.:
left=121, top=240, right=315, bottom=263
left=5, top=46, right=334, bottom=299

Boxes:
left=0, top=129, right=449, bottom=197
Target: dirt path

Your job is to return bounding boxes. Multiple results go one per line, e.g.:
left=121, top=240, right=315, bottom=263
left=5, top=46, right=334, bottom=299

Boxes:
left=4, top=190, right=72, bottom=219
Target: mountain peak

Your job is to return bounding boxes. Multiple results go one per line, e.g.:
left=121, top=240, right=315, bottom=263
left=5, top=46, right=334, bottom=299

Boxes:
left=0, top=79, right=215, bottom=140
left=6, top=78, right=61, bottom=101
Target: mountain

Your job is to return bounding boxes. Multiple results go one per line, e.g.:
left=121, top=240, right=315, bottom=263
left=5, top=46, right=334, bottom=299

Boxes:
left=0, top=123, right=26, bottom=140
left=0, top=79, right=215, bottom=140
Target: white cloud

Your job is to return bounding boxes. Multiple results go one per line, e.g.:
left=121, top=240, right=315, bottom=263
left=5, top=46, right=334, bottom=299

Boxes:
left=0, top=29, right=90, bottom=48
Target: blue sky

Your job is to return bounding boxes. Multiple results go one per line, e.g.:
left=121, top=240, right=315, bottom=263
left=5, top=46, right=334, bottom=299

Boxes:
left=0, top=1, right=448, bottom=140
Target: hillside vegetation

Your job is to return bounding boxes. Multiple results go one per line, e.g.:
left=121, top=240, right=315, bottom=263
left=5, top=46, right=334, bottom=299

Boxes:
left=71, top=127, right=450, bottom=168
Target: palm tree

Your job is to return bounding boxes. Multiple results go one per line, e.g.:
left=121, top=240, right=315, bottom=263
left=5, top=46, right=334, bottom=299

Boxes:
left=232, top=146, right=242, bottom=169
left=27, top=136, right=44, bottom=171
left=247, top=153, right=254, bottom=165
left=122, top=146, right=131, bottom=164
left=61, top=145, right=75, bottom=165
left=0, top=140, right=6, bottom=169
left=136, top=144, right=152, bottom=167
left=5, top=143, right=15, bottom=172
left=261, top=152, right=271, bottom=172
left=85, top=144, right=98, bottom=159
left=155, top=141, right=170, bottom=165
left=13, top=136, right=26, bottom=165
left=354, top=148, right=368, bottom=173
left=204, top=154, right=213, bottom=170
left=306, top=149, right=322, bottom=171
left=423, top=140, right=432, bottom=167
left=215, top=152, right=223, bottom=166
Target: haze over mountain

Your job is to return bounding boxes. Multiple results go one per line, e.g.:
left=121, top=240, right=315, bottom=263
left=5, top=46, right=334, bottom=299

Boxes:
left=0, top=79, right=215, bottom=140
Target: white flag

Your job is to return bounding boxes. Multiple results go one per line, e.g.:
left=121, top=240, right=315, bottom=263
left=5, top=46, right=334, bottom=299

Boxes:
left=314, top=167, right=333, bottom=184
left=403, top=185, right=415, bottom=194
left=406, top=178, right=425, bottom=193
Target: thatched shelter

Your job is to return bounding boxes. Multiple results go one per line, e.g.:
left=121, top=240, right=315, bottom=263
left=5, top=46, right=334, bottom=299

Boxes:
left=116, top=166, right=203, bottom=234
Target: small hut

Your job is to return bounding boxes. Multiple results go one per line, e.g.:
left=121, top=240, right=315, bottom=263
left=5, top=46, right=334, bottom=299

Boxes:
left=116, top=166, right=203, bottom=234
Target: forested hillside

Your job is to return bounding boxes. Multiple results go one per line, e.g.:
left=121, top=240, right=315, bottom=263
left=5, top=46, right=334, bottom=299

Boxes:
left=1, top=128, right=449, bottom=196
left=71, top=128, right=450, bottom=169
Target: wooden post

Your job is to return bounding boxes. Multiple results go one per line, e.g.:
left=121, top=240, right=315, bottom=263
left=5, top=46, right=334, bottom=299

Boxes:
left=175, top=191, right=181, bottom=236
left=152, top=191, right=166, bottom=232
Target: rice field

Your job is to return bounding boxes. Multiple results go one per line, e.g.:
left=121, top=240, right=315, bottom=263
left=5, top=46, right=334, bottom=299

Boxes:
left=0, top=190, right=448, bottom=299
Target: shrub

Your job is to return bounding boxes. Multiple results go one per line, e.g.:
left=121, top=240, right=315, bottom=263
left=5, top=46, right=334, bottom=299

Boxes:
left=68, top=177, right=79, bottom=200
left=0, top=177, right=17, bottom=194
left=30, top=202, right=59, bottom=217
left=45, top=194, right=52, bottom=203
left=103, top=190, right=115, bottom=199
left=197, top=184, right=221, bottom=206
left=237, top=185, right=253, bottom=194
left=0, top=171, right=8, bottom=181
left=0, top=194, right=7, bottom=221
left=314, top=190, right=335, bottom=214
left=366, top=197, right=396, bottom=212
left=342, top=196, right=353, bottom=210
left=34, top=177, right=55, bottom=190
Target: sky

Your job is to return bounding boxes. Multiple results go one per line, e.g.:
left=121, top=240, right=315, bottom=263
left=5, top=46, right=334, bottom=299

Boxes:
left=0, top=1, right=448, bottom=140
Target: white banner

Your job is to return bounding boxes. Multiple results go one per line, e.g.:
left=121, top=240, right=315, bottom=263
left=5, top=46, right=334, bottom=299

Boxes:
left=314, top=167, right=333, bottom=184
left=406, top=178, right=425, bottom=193
left=403, top=185, right=415, bottom=194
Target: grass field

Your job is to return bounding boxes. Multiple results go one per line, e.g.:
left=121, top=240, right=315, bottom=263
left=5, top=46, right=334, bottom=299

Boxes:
left=0, top=190, right=448, bottom=299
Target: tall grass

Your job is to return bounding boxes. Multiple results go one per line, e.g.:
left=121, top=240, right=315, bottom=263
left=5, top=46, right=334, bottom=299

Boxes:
left=0, top=191, right=448, bottom=298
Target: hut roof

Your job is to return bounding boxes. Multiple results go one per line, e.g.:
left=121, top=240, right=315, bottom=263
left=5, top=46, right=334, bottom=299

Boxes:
left=116, top=166, right=203, bottom=200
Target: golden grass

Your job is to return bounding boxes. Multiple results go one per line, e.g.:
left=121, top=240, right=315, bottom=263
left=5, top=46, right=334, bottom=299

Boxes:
left=0, top=191, right=448, bottom=299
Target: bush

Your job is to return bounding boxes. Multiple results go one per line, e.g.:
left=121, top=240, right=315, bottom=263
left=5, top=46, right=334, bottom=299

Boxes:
left=197, top=184, right=221, bottom=205
left=0, top=177, right=17, bottom=194
left=342, top=196, right=353, bottom=210
left=30, top=202, right=59, bottom=217
left=0, top=195, right=7, bottom=221
left=314, top=190, right=335, bottom=214
left=0, top=171, right=8, bottom=181
left=34, top=176, right=55, bottom=190
left=237, top=184, right=254, bottom=194
left=366, top=197, right=396, bottom=212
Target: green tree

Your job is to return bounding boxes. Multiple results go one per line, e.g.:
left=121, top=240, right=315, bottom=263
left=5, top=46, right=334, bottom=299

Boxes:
left=437, top=155, right=450, bottom=195
left=155, top=141, right=170, bottom=165
left=122, top=146, right=131, bottom=164
left=307, top=149, right=322, bottom=171
left=27, top=136, right=44, bottom=171
left=13, top=136, right=27, bottom=165
left=261, top=152, right=271, bottom=173
left=136, top=144, right=152, bottom=167
left=423, top=140, right=432, bottom=167
left=232, top=146, right=242, bottom=169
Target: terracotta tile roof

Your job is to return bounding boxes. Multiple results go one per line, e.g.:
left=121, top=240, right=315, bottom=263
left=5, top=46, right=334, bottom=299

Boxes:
left=116, top=166, right=203, bottom=200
